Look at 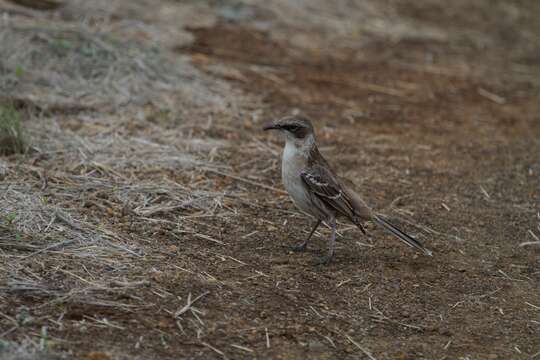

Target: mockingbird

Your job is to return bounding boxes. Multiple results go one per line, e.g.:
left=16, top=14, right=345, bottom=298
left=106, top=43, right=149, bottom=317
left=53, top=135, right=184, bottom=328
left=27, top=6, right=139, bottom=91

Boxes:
left=263, top=115, right=433, bottom=263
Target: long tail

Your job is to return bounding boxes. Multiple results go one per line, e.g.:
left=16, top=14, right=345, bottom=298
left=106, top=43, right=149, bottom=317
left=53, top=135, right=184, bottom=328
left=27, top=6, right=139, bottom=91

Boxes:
left=373, top=214, right=433, bottom=256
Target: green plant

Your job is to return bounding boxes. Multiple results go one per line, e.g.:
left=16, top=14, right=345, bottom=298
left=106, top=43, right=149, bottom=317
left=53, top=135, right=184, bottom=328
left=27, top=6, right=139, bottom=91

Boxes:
left=0, top=104, right=25, bottom=155
left=15, top=64, right=24, bottom=78
left=5, top=212, right=17, bottom=223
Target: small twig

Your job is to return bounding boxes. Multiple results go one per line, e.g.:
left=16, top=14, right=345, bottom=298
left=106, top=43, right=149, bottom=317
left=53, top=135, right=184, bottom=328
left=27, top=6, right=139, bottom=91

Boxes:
left=310, top=306, right=324, bottom=319
left=58, top=268, right=107, bottom=290
left=370, top=308, right=424, bottom=331
left=478, top=88, right=506, bottom=104
left=344, top=333, right=376, bottom=360
left=231, top=344, right=253, bottom=353
left=191, top=308, right=204, bottom=325
left=225, top=255, right=247, bottom=265
left=0, top=243, right=40, bottom=251
left=356, top=241, right=375, bottom=248
left=174, top=291, right=210, bottom=318
left=317, top=332, right=336, bottom=348
left=519, top=230, right=540, bottom=247
left=519, top=241, right=540, bottom=248
left=479, top=185, right=490, bottom=199
left=194, top=233, right=225, bottom=246
left=84, top=315, right=126, bottom=330
left=201, top=342, right=227, bottom=359
left=242, top=231, right=259, bottom=239
left=265, top=327, right=270, bottom=348
left=497, top=269, right=526, bottom=282
left=337, top=279, right=352, bottom=288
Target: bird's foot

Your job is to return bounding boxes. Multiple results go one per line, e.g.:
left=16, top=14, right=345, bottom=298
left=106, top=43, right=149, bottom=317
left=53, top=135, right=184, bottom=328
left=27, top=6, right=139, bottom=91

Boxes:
left=292, top=242, right=308, bottom=252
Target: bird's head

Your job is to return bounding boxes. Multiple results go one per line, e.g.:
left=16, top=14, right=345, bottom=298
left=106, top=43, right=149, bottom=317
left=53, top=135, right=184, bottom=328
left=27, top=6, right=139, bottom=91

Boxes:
left=262, top=115, right=314, bottom=143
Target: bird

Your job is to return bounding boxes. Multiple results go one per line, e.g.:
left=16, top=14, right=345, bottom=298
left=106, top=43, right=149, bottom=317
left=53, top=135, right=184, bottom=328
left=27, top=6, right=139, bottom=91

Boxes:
left=263, top=114, right=433, bottom=264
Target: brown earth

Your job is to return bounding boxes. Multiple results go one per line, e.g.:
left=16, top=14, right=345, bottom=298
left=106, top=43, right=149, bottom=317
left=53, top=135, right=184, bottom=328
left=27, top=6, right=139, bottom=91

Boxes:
left=1, top=1, right=539, bottom=359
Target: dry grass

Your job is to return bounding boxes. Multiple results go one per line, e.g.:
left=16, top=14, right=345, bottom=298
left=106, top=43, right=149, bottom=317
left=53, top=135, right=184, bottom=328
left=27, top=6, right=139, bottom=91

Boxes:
left=0, top=24, right=228, bottom=111
left=0, top=2, right=246, bottom=358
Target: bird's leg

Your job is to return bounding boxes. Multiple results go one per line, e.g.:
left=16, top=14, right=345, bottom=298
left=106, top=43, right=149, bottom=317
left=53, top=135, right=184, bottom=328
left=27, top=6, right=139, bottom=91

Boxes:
left=293, top=219, right=321, bottom=252
left=357, top=222, right=367, bottom=235
left=319, top=218, right=336, bottom=264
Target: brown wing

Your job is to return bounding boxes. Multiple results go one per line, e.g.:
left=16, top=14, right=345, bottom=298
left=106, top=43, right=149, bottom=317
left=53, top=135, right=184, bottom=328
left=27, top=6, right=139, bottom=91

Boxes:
left=300, top=165, right=356, bottom=220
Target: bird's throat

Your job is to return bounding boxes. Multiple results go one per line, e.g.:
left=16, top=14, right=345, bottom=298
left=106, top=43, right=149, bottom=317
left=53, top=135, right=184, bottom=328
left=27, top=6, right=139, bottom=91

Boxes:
left=284, top=135, right=315, bottom=159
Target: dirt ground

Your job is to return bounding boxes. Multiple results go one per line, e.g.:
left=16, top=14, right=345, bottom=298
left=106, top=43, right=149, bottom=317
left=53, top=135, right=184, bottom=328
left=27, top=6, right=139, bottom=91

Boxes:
left=1, top=1, right=539, bottom=359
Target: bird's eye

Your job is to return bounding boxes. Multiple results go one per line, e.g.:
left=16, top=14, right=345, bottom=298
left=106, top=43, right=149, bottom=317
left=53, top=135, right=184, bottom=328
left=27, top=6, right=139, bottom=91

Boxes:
left=287, top=125, right=299, bottom=132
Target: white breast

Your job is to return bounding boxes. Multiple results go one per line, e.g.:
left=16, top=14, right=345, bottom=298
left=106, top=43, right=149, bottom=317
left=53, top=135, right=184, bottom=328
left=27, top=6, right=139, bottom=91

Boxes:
left=281, top=140, right=315, bottom=216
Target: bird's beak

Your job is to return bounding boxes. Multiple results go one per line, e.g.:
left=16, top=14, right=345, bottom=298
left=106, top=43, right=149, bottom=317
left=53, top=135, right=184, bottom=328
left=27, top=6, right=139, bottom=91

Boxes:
left=262, top=122, right=281, bottom=131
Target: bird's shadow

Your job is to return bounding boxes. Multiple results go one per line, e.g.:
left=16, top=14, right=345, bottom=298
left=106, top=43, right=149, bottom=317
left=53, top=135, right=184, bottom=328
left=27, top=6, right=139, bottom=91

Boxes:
left=279, top=239, right=435, bottom=271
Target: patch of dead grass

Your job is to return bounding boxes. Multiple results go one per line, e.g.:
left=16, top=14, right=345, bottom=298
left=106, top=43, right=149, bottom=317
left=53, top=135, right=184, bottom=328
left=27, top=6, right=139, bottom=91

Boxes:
left=0, top=2, right=246, bottom=358
left=0, top=24, right=226, bottom=111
